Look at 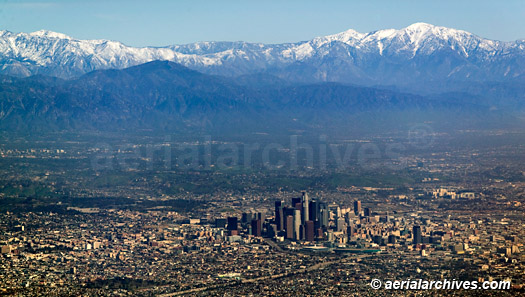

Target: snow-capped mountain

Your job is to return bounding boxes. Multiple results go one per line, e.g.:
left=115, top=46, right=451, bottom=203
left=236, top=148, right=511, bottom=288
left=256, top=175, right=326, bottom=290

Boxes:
left=0, top=23, right=524, bottom=85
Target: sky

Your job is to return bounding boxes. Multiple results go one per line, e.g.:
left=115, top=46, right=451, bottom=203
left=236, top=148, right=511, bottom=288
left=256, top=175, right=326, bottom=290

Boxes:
left=0, top=0, right=524, bottom=47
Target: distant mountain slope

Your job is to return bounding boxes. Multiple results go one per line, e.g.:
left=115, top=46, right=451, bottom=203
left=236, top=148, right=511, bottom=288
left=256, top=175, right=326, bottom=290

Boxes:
left=0, top=61, right=261, bottom=131
left=1, top=23, right=524, bottom=87
left=0, top=61, right=506, bottom=133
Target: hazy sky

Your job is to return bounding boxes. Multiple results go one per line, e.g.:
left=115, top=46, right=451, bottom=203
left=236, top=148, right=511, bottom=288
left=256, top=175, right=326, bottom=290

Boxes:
left=0, top=0, right=524, bottom=46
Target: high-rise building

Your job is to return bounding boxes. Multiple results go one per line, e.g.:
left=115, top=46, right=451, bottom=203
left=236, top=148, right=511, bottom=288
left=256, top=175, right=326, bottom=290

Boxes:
left=285, top=215, right=294, bottom=239
left=320, top=203, right=329, bottom=228
left=251, top=219, right=262, bottom=237
left=293, top=209, right=301, bottom=240
left=321, top=208, right=330, bottom=228
left=413, top=225, right=422, bottom=244
left=267, top=223, right=277, bottom=238
left=227, top=217, right=238, bottom=231
left=283, top=207, right=295, bottom=216
left=302, top=191, right=309, bottom=224
left=345, top=212, right=354, bottom=225
left=354, top=200, right=361, bottom=216
left=305, top=221, right=315, bottom=241
left=242, top=212, right=252, bottom=224
left=275, top=200, right=284, bottom=231
left=215, top=218, right=227, bottom=228
left=309, top=200, right=319, bottom=223
left=292, top=197, right=301, bottom=210
left=347, top=225, right=355, bottom=237
left=364, top=207, right=371, bottom=217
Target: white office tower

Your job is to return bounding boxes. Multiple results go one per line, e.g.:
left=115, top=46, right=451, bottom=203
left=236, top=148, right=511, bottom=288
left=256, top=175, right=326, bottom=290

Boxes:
left=302, top=191, right=309, bottom=223
left=293, top=209, right=301, bottom=240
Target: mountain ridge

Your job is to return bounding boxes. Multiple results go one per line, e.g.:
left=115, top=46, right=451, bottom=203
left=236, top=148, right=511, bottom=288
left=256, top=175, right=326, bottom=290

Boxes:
left=1, top=60, right=514, bottom=134
left=1, top=23, right=524, bottom=87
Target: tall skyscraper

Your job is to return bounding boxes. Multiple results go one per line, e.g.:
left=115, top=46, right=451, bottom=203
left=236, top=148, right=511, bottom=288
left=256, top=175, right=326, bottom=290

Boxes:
left=345, top=212, right=353, bottom=225
left=242, top=212, right=252, bottom=224
left=293, top=209, right=301, bottom=240
left=413, top=225, right=422, bottom=244
left=302, top=191, right=309, bottom=224
left=320, top=202, right=329, bottom=228
left=292, top=197, right=301, bottom=210
left=227, top=217, right=238, bottom=231
left=309, top=200, right=319, bottom=223
left=354, top=200, right=361, bottom=216
left=364, top=207, right=371, bottom=217
left=305, top=221, right=314, bottom=241
left=285, top=215, right=294, bottom=239
left=275, top=200, right=284, bottom=231
left=251, top=219, right=262, bottom=237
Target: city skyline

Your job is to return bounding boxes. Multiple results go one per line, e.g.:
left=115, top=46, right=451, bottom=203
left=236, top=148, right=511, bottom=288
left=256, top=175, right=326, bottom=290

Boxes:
left=1, top=1, right=523, bottom=295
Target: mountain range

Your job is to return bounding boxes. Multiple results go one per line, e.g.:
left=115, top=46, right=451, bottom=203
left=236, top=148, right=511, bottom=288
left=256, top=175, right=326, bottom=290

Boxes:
left=1, top=23, right=524, bottom=86
left=0, top=23, right=523, bottom=134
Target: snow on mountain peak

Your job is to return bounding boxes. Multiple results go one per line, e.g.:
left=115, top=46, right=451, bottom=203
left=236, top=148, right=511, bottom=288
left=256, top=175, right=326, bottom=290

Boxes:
left=324, top=23, right=474, bottom=46
left=405, top=22, right=435, bottom=31
left=331, top=29, right=365, bottom=41
left=29, top=30, right=71, bottom=40
left=400, top=23, right=474, bottom=41
left=0, top=23, right=522, bottom=80
left=0, top=30, right=12, bottom=37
